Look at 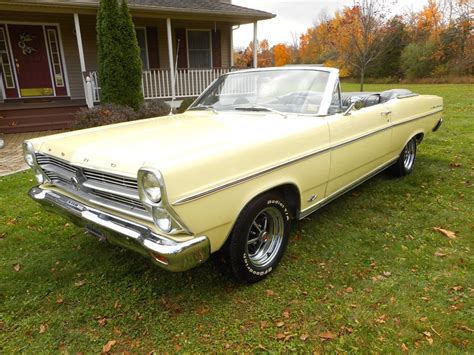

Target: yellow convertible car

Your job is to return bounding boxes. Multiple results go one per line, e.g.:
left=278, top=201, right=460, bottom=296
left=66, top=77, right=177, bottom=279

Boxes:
left=24, top=66, right=443, bottom=283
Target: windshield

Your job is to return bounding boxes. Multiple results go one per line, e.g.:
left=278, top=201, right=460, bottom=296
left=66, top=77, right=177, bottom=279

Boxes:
left=190, top=69, right=332, bottom=115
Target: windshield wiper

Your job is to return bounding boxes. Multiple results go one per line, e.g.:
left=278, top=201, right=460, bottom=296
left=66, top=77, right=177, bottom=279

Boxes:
left=234, top=106, right=287, bottom=118
left=188, top=104, right=218, bottom=114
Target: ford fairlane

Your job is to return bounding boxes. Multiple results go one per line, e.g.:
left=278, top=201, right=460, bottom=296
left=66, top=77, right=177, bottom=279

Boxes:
left=24, top=66, right=443, bottom=283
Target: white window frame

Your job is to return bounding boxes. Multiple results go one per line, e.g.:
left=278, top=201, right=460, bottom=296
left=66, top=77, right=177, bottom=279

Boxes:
left=0, top=27, right=16, bottom=89
left=46, top=28, right=65, bottom=87
left=135, top=27, right=149, bottom=70
left=186, top=29, right=213, bottom=69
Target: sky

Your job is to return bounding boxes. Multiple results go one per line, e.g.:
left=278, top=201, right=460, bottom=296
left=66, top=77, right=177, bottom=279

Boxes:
left=232, top=0, right=428, bottom=48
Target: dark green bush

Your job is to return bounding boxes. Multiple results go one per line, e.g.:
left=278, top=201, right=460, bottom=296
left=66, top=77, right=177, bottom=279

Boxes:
left=73, top=104, right=137, bottom=130
left=74, top=100, right=171, bottom=130
left=137, top=100, right=170, bottom=119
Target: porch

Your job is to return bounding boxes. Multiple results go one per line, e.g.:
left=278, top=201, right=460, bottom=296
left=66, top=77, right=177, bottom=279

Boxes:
left=0, top=1, right=274, bottom=132
left=87, top=67, right=236, bottom=104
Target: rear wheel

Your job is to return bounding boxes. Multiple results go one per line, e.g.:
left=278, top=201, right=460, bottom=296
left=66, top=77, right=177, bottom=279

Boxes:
left=224, top=193, right=291, bottom=283
left=390, top=137, right=417, bottom=177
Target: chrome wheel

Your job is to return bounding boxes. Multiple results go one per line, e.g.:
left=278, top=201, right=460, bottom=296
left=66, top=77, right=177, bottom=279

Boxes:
left=403, top=139, right=416, bottom=171
left=246, top=207, right=285, bottom=268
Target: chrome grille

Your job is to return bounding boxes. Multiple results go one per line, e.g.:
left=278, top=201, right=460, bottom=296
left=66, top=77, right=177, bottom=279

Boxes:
left=83, top=169, right=138, bottom=189
left=35, top=153, right=147, bottom=217
left=91, top=190, right=144, bottom=210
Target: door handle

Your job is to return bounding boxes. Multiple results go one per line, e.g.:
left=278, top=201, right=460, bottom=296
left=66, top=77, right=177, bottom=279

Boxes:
left=381, top=110, right=391, bottom=116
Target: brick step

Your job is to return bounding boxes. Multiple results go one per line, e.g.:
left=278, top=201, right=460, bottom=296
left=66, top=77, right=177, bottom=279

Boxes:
left=0, top=104, right=85, bottom=133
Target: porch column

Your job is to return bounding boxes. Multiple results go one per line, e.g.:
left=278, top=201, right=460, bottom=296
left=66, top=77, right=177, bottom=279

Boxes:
left=166, top=17, right=176, bottom=100
left=74, top=13, right=93, bottom=107
left=253, top=21, right=258, bottom=68
left=230, top=25, right=234, bottom=67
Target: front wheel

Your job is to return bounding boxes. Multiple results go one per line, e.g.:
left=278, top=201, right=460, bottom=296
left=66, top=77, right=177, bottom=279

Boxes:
left=224, top=193, right=291, bottom=283
left=390, top=137, right=417, bottom=177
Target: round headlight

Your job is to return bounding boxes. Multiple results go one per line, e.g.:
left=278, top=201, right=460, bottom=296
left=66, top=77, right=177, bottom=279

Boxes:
left=142, top=171, right=162, bottom=203
left=153, top=207, right=172, bottom=233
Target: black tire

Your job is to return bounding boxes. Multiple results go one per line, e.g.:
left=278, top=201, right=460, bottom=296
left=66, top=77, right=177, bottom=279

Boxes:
left=390, top=137, right=417, bottom=177
left=224, top=192, right=291, bottom=283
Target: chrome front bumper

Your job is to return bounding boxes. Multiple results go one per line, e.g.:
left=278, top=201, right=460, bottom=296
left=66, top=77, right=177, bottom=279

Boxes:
left=29, top=186, right=210, bottom=272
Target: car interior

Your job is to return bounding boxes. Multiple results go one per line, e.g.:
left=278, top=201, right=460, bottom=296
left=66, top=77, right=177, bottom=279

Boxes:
left=340, top=89, right=415, bottom=109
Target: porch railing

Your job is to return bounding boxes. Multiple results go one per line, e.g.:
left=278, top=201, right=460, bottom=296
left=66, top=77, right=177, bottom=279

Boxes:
left=88, top=68, right=236, bottom=104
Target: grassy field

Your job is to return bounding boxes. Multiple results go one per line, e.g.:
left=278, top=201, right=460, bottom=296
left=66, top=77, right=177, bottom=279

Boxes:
left=1, top=84, right=473, bottom=353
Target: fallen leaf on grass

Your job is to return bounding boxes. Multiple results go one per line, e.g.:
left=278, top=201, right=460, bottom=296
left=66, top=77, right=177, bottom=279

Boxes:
left=319, top=331, right=337, bottom=341
left=300, top=333, right=309, bottom=341
left=39, top=324, right=47, bottom=334
left=432, top=227, right=457, bottom=239
left=340, top=325, right=353, bottom=334
left=265, top=289, right=274, bottom=297
left=401, top=343, right=409, bottom=352
left=56, top=297, right=63, bottom=304
left=74, top=280, right=85, bottom=287
left=450, top=285, right=463, bottom=292
left=98, top=317, right=107, bottom=326
left=114, top=300, right=121, bottom=309
left=6, top=218, right=16, bottom=226
left=276, top=321, right=285, bottom=328
left=457, top=325, right=474, bottom=333
left=102, top=340, right=116, bottom=353
left=13, top=263, right=21, bottom=272
left=224, top=343, right=231, bottom=349
left=344, top=287, right=353, bottom=293
left=276, top=332, right=286, bottom=340
left=282, top=309, right=290, bottom=318
left=0, top=232, right=6, bottom=239
left=434, top=252, right=447, bottom=257
left=259, top=321, right=267, bottom=330
left=375, top=314, right=388, bottom=324
left=423, top=331, right=433, bottom=345
left=450, top=302, right=464, bottom=311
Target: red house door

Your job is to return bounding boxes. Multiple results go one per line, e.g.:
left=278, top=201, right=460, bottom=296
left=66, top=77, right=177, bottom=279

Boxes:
left=8, top=24, right=54, bottom=97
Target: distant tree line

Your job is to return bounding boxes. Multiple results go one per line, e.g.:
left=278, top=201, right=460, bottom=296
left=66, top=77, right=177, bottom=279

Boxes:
left=234, top=0, right=473, bottom=87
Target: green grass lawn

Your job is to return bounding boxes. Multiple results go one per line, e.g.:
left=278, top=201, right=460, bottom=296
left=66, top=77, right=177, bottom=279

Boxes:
left=1, top=84, right=473, bottom=353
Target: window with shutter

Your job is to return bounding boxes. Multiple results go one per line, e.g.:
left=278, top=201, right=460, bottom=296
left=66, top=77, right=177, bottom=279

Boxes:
left=187, top=30, right=212, bottom=68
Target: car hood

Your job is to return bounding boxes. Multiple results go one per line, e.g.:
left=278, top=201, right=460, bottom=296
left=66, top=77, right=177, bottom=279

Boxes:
left=31, top=110, right=328, bottom=202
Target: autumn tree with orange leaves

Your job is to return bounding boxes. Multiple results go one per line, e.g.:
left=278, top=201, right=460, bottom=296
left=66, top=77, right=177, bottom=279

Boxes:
left=233, top=0, right=472, bottom=81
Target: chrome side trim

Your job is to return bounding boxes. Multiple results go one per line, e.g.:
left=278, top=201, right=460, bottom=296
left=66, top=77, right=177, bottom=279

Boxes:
left=173, top=145, right=332, bottom=205
left=173, top=109, right=443, bottom=206
left=391, top=108, right=443, bottom=128
left=298, top=157, right=398, bottom=219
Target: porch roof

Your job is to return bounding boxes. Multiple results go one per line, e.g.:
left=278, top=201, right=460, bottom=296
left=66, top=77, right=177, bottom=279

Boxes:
left=0, top=0, right=275, bottom=24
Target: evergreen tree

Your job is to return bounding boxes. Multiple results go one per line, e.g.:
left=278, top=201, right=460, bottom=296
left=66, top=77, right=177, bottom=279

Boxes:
left=118, top=0, right=143, bottom=110
left=97, top=0, right=143, bottom=110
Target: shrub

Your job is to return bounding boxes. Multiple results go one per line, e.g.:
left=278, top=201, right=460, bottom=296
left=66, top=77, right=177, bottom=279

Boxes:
left=136, top=100, right=170, bottom=119
left=73, top=104, right=137, bottom=130
left=73, top=100, right=171, bottom=130
left=177, top=97, right=196, bottom=114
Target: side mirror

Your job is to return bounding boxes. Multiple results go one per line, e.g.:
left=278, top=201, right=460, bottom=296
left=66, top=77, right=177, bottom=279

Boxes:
left=343, top=96, right=363, bottom=116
